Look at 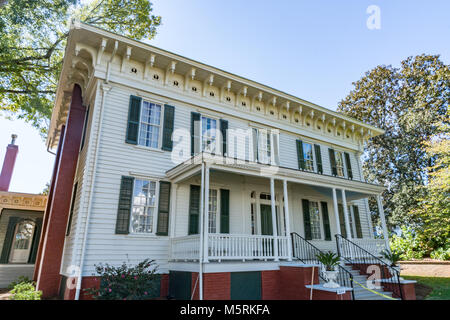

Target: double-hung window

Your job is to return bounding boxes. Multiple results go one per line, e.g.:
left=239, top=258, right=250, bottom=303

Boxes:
left=303, top=142, right=315, bottom=172
left=253, top=128, right=279, bottom=165
left=130, top=179, right=158, bottom=234
left=138, top=101, right=162, bottom=148
left=335, top=151, right=345, bottom=177
left=201, top=116, right=218, bottom=153
left=208, top=189, right=218, bottom=233
left=309, top=201, right=322, bottom=240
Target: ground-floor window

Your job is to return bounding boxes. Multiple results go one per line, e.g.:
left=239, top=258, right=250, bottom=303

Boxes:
left=131, top=179, right=157, bottom=233
left=208, top=189, right=218, bottom=233
left=309, top=201, right=322, bottom=240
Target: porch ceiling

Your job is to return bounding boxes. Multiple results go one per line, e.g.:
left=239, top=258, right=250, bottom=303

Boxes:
left=166, top=153, right=385, bottom=195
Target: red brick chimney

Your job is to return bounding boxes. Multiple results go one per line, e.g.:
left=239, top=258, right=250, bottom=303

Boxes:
left=0, top=134, right=19, bottom=191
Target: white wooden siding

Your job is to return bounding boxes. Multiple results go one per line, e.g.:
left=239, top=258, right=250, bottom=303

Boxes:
left=61, top=82, right=373, bottom=276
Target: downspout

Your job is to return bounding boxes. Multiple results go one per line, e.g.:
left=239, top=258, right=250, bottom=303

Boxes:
left=74, top=83, right=111, bottom=300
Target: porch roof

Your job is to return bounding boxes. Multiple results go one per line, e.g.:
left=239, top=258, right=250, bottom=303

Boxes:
left=165, top=153, right=385, bottom=196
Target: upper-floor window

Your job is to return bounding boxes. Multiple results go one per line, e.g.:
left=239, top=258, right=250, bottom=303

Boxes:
left=138, top=101, right=162, bottom=149
left=303, top=142, right=315, bottom=172
left=201, top=116, right=218, bottom=153
left=253, top=128, right=279, bottom=165
left=131, top=179, right=158, bottom=234
left=335, top=151, right=345, bottom=177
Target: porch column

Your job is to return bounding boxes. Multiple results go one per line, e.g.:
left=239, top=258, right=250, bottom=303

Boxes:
left=341, top=189, right=352, bottom=240
left=270, top=177, right=279, bottom=261
left=376, top=195, right=390, bottom=251
left=283, top=180, right=292, bottom=261
left=199, top=163, right=205, bottom=300
left=332, top=188, right=341, bottom=235
left=203, top=164, right=210, bottom=263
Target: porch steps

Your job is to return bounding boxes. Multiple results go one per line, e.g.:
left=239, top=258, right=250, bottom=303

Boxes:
left=339, top=265, right=397, bottom=300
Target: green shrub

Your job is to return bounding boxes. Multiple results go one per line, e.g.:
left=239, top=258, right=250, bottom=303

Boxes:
left=390, top=226, right=426, bottom=260
left=430, top=247, right=450, bottom=261
left=9, top=282, right=42, bottom=300
left=85, top=259, right=161, bottom=300
left=316, top=251, right=340, bottom=271
left=381, top=249, right=402, bottom=266
left=7, top=276, right=32, bottom=290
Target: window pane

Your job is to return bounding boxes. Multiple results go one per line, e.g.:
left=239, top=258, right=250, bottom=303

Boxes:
left=258, top=129, right=271, bottom=164
left=309, top=201, right=322, bottom=240
left=202, top=116, right=217, bottom=153
left=303, top=143, right=314, bottom=171
left=131, top=179, right=157, bottom=233
left=208, top=190, right=218, bottom=233
left=335, top=151, right=345, bottom=177
left=138, top=101, right=161, bottom=148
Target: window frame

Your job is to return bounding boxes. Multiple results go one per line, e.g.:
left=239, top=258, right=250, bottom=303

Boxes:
left=137, top=99, right=165, bottom=150
left=129, top=178, right=160, bottom=235
left=253, top=127, right=279, bottom=165
left=302, top=141, right=316, bottom=172
left=200, top=114, right=219, bottom=154
left=334, top=150, right=346, bottom=178
left=207, top=188, right=220, bottom=233
left=308, top=200, right=323, bottom=240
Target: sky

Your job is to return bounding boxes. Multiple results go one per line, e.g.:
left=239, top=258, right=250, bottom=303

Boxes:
left=0, top=0, right=449, bottom=194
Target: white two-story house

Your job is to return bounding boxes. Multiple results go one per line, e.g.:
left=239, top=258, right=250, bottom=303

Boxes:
left=34, top=21, right=406, bottom=301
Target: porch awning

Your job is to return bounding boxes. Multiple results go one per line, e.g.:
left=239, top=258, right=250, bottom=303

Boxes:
left=165, top=153, right=384, bottom=196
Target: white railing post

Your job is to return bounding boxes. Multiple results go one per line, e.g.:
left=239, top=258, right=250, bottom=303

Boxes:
left=270, top=178, right=279, bottom=261
left=283, top=180, right=292, bottom=261
left=377, top=195, right=390, bottom=251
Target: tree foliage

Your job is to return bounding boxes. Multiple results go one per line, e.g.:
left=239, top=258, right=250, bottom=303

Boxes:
left=0, top=0, right=161, bottom=135
left=338, top=54, right=450, bottom=229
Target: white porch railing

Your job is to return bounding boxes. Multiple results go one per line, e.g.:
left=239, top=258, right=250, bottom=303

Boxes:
left=170, top=234, right=290, bottom=261
left=170, top=235, right=200, bottom=261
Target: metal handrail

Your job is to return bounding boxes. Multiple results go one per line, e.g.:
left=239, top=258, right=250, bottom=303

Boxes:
left=291, top=232, right=355, bottom=300
left=335, top=234, right=403, bottom=300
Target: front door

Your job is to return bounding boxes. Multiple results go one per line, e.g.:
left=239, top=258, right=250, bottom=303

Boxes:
left=260, top=204, right=273, bottom=235
left=9, top=221, right=35, bottom=263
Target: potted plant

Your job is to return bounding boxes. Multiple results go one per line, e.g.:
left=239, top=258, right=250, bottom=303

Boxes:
left=381, top=249, right=403, bottom=280
left=316, top=251, right=341, bottom=288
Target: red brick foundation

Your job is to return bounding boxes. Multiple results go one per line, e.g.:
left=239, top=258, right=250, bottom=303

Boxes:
left=380, top=281, right=416, bottom=300
left=261, top=270, right=280, bottom=300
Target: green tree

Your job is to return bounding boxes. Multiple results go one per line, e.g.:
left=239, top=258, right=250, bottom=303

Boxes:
left=0, top=0, right=161, bottom=136
left=409, top=125, right=450, bottom=253
left=338, top=55, right=449, bottom=229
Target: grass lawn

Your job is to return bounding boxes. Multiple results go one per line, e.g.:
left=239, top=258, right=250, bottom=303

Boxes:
left=403, top=276, right=450, bottom=300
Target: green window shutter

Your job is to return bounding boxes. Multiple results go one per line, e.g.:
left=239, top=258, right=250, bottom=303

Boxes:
left=28, top=218, right=43, bottom=264
left=302, top=199, right=312, bottom=240
left=220, top=189, right=230, bottom=233
left=126, top=95, right=142, bottom=144
left=321, top=202, right=331, bottom=241
left=191, top=112, right=200, bottom=156
left=353, top=205, right=363, bottom=238
left=344, top=152, right=353, bottom=179
left=66, top=182, right=78, bottom=236
left=329, top=148, right=337, bottom=176
left=156, top=181, right=171, bottom=236
left=161, top=105, right=175, bottom=151
left=115, top=176, right=134, bottom=234
left=296, top=140, right=305, bottom=170
left=80, top=105, right=90, bottom=151
left=337, top=204, right=347, bottom=238
left=220, top=119, right=228, bottom=156
left=0, top=217, right=20, bottom=263
left=314, top=144, right=323, bottom=174
left=188, top=185, right=200, bottom=234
